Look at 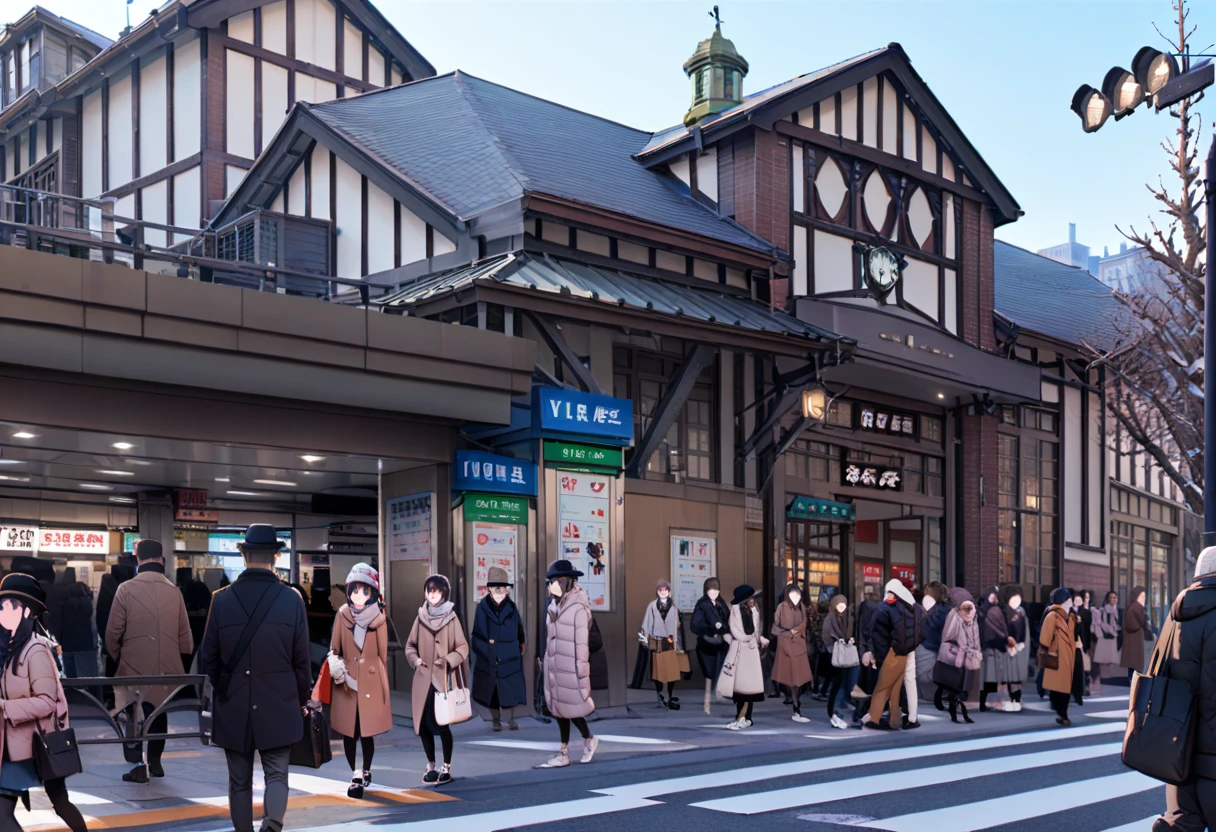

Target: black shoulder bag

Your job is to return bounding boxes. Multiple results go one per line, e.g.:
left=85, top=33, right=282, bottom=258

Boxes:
left=217, top=585, right=279, bottom=699
left=1122, top=615, right=1197, bottom=785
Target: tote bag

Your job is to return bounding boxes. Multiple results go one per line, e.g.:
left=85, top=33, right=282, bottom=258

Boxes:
left=831, top=640, right=860, bottom=668
left=434, top=663, right=473, bottom=727
left=1122, top=616, right=1197, bottom=786
left=289, top=707, right=334, bottom=769
left=716, top=642, right=739, bottom=700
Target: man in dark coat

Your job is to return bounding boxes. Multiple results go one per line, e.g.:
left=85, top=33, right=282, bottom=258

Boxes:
left=201, top=525, right=309, bottom=832
left=865, top=579, right=919, bottom=730
left=57, top=570, right=100, bottom=701
left=471, top=568, right=527, bottom=731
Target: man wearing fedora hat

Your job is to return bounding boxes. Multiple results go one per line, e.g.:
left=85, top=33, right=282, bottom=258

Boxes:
left=201, top=525, right=310, bottom=832
left=105, top=539, right=193, bottom=783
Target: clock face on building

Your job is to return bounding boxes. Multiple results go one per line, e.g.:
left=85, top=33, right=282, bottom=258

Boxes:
left=865, top=246, right=901, bottom=302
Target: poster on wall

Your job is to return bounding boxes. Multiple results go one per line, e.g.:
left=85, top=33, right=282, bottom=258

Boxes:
left=0, top=526, right=37, bottom=553
left=671, top=534, right=716, bottom=612
left=387, top=493, right=434, bottom=567
left=557, top=473, right=610, bottom=610
left=471, top=522, right=517, bottom=603
left=37, top=529, right=109, bottom=555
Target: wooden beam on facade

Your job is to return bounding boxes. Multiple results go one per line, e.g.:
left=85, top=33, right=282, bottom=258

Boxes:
left=522, top=310, right=604, bottom=396
left=625, top=344, right=715, bottom=478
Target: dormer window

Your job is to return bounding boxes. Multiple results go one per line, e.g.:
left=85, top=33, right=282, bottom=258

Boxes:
left=724, top=69, right=736, bottom=101
left=695, top=68, right=708, bottom=102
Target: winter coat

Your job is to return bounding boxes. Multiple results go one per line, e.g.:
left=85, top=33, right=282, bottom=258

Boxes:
left=405, top=605, right=470, bottom=735
left=1075, top=605, right=1094, bottom=652
left=821, top=602, right=853, bottom=651
left=871, top=600, right=921, bottom=662
left=588, top=615, right=609, bottom=691
left=1162, top=576, right=1216, bottom=778
left=980, top=602, right=1011, bottom=651
left=329, top=604, right=392, bottom=739
left=542, top=586, right=595, bottom=719
left=939, top=607, right=982, bottom=671
left=856, top=599, right=880, bottom=655
left=771, top=601, right=813, bottom=688
left=200, top=568, right=311, bottom=753
left=1039, top=605, right=1077, bottom=694
left=722, top=604, right=768, bottom=697
left=0, top=634, right=69, bottom=763
left=471, top=594, right=526, bottom=709
left=106, top=566, right=194, bottom=711
left=97, top=565, right=135, bottom=662
left=691, top=594, right=731, bottom=678
left=1122, top=595, right=1148, bottom=670
left=58, top=581, right=96, bottom=653
left=922, top=602, right=951, bottom=654
left=1093, top=603, right=1122, bottom=665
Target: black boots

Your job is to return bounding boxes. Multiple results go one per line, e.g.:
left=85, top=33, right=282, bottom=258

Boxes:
left=934, top=688, right=946, bottom=712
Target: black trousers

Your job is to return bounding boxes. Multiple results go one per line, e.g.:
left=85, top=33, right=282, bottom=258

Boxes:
left=137, top=702, right=167, bottom=767
left=419, top=691, right=453, bottom=764
left=343, top=711, right=375, bottom=772
left=0, top=778, right=87, bottom=832
left=556, top=717, right=590, bottom=744
left=1048, top=689, right=1070, bottom=720
left=1167, top=779, right=1216, bottom=832
left=225, top=746, right=291, bottom=832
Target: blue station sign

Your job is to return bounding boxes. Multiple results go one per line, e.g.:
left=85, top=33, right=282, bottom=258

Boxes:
left=536, top=387, right=633, bottom=442
left=453, top=450, right=537, bottom=496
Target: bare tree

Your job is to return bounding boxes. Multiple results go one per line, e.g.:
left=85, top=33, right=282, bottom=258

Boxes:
left=1090, top=0, right=1206, bottom=514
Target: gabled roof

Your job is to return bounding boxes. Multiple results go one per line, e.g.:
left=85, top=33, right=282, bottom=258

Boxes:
left=636, top=43, right=1021, bottom=226
left=0, top=6, right=112, bottom=52
left=993, top=240, right=1123, bottom=351
left=296, top=72, right=779, bottom=256
left=375, top=252, right=849, bottom=350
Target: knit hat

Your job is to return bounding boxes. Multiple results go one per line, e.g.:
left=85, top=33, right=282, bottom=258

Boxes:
left=1198, top=546, right=1216, bottom=578
left=885, top=578, right=915, bottom=606
left=1050, top=587, right=1071, bottom=606
left=345, top=563, right=379, bottom=592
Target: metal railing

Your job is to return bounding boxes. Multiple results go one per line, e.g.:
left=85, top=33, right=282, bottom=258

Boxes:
left=63, top=674, right=211, bottom=747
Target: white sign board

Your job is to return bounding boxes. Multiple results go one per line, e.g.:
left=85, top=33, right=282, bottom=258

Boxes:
left=0, top=526, right=37, bottom=553
left=671, top=533, right=716, bottom=612
left=557, top=473, right=610, bottom=610
left=38, top=529, right=109, bottom=555
left=471, top=522, right=517, bottom=603
left=387, top=493, right=434, bottom=565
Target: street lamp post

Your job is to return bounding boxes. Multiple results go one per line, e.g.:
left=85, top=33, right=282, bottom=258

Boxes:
left=1073, top=50, right=1216, bottom=544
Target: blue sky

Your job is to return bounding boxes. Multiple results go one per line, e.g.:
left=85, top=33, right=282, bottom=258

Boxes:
left=36, top=0, right=1209, bottom=255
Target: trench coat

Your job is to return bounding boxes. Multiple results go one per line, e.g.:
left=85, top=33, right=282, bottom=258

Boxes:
left=330, top=604, right=392, bottom=739
left=771, top=600, right=813, bottom=688
left=105, top=568, right=193, bottom=712
left=719, top=604, right=769, bottom=700
left=404, top=606, right=469, bottom=735
left=0, top=635, right=69, bottom=764
left=1039, top=606, right=1077, bottom=694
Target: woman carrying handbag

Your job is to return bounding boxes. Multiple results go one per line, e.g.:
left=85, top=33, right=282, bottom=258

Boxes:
left=405, top=574, right=469, bottom=787
left=822, top=594, right=859, bottom=729
left=0, top=574, right=86, bottom=832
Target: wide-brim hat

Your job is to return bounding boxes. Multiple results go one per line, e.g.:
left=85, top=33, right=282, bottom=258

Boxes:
left=731, top=584, right=758, bottom=606
left=546, top=559, right=583, bottom=581
left=486, top=567, right=512, bottom=587
left=239, top=524, right=286, bottom=552
left=0, top=573, right=46, bottom=614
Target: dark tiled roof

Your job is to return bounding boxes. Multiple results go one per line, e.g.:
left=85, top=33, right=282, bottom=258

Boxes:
left=993, top=240, right=1123, bottom=351
left=307, top=72, right=777, bottom=254
left=375, top=252, right=848, bottom=344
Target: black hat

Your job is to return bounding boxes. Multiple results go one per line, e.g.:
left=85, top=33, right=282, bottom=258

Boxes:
left=731, top=584, right=758, bottom=606
left=0, top=573, right=46, bottom=614
left=546, top=559, right=584, bottom=581
left=240, top=524, right=286, bottom=552
left=134, top=539, right=163, bottom=561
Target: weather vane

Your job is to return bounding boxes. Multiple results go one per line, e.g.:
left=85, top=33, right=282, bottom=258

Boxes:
left=708, top=5, right=723, bottom=31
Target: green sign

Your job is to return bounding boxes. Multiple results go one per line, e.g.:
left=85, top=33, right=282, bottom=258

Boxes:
left=787, top=495, right=856, bottom=522
left=463, top=493, right=529, bottom=525
left=544, top=441, right=623, bottom=472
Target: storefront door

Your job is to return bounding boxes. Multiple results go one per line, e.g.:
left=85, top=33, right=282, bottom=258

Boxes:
left=784, top=519, right=844, bottom=614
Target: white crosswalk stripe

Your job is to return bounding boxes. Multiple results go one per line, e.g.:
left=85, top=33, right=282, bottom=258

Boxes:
left=1101, top=817, right=1160, bottom=832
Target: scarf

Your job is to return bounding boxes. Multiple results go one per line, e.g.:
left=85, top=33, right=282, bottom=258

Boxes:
left=740, top=604, right=755, bottom=636
left=137, top=561, right=165, bottom=575
left=349, top=602, right=380, bottom=651
left=656, top=597, right=672, bottom=619
left=0, top=615, right=35, bottom=673
left=427, top=600, right=454, bottom=625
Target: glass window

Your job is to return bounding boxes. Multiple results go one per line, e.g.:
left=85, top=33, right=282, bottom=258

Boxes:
left=723, top=69, right=736, bottom=100
left=923, top=416, right=943, bottom=443
left=927, top=517, right=943, bottom=585
left=695, top=68, right=708, bottom=101
left=827, top=400, right=852, bottom=428
left=904, top=454, right=923, bottom=493
left=998, top=430, right=1058, bottom=589
left=926, top=456, right=944, bottom=497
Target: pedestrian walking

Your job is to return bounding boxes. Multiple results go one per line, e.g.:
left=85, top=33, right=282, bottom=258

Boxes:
left=104, top=539, right=193, bottom=783
left=0, top=574, right=87, bottom=832
left=55, top=571, right=99, bottom=702
left=822, top=594, right=858, bottom=729
left=1038, top=588, right=1077, bottom=726
left=327, top=564, right=391, bottom=799
left=471, top=567, right=526, bottom=732
left=1070, top=592, right=1087, bottom=706
left=771, top=583, right=813, bottom=723
left=979, top=584, right=1026, bottom=712
left=721, top=585, right=768, bottom=730
left=854, top=587, right=881, bottom=726
left=863, top=579, right=918, bottom=730
left=935, top=587, right=981, bottom=723
left=916, top=581, right=950, bottom=704
left=96, top=560, right=134, bottom=707
left=405, top=574, right=469, bottom=785
left=1092, top=590, right=1121, bottom=689
left=690, top=577, right=731, bottom=715
left=1074, top=589, right=1094, bottom=696
left=1122, top=586, right=1149, bottom=678
left=536, top=560, right=598, bottom=768
left=641, top=579, right=682, bottom=710
left=200, top=525, right=311, bottom=832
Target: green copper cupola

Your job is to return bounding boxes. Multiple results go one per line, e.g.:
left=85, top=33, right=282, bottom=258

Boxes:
left=682, top=13, right=749, bottom=127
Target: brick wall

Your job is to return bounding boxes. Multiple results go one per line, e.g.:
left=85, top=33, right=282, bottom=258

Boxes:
left=960, top=198, right=997, bottom=352
left=1062, top=560, right=1108, bottom=595
left=727, top=128, right=791, bottom=311
left=961, top=412, right=1000, bottom=593
left=200, top=30, right=227, bottom=222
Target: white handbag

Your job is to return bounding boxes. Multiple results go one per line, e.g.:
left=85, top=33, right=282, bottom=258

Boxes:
left=433, top=662, right=472, bottom=727
left=831, top=640, right=860, bottom=668
left=716, top=642, right=738, bottom=700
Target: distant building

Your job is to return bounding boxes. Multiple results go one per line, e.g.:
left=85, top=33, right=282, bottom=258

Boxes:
left=1097, top=243, right=1155, bottom=294
left=1037, top=223, right=1094, bottom=273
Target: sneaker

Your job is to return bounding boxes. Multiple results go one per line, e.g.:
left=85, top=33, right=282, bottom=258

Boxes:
left=148, top=761, right=165, bottom=778
left=422, top=767, right=439, bottom=784
left=1013, top=702, right=1023, bottom=712
left=743, top=719, right=753, bottom=728
left=436, top=766, right=452, bottom=786
left=725, top=719, right=742, bottom=730
left=508, top=720, right=520, bottom=731
left=830, top=714, right=848, bottom=730
left=347, top=778, right=365, bottom=799
left=122, top=764, right=149, bottom=784
left=580, top=736, right=599, bottom=764
left=791, top=713, right=810, bottom=723
left=535, top=751, right=570, bottom=768
left=492, top=720, right=502, bottom=733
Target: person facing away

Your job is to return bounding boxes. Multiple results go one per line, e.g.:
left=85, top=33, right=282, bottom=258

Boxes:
left=863, top=579, right=918, bottom=730
left=201, top=525, right=310, bottom=832
left=105, top=539, right=193, bottom=784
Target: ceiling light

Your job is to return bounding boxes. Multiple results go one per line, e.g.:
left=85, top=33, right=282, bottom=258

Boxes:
left=0, top=460, right=23, bottom=465
left=300, top=455, right=326, bottom=464
left=111, top=442, right=134, bottom=450
left=254, top=479, right=297, bottom=487
left=79, top=483, right=112, bottom=490
left=97, top=470, right=135, bottom=477
left=937, top=393, right=945, bottom=399
left=11, top=432, right=35, bottom=440
left=215, top=477, right=230, bottom=483
left=226, top=490, right=264, bottom=497
left=109, top=496, right=136, bottom=504
left=0, top=475, right=30, bottom=482
left=126, top=459, right=153, bottom=466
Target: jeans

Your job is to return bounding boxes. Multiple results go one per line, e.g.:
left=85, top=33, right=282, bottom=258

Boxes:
left=833, top=664, right=859, bottom=715
left=225, top=746, right=291, bottom=832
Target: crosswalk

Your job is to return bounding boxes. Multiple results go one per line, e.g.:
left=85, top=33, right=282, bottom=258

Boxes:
left=296, top=719, right=1168, bottom=832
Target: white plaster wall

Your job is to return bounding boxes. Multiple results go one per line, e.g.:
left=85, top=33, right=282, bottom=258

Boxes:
left=108, top=74, right=133, bottom=190
left=262, top=63, right=290, bottom=149
left=262, top=1, right=288, bottom=55
left=141, top=179, right=168, bottom=247
left=390, top=66, right=403, bottom=86
left=820, top=95, right=836, bottom=135
left=1088, top=389, right=1104, bottom=543
left=174, top=38, right=201, bottom=160
left=398, top=200, right=426, bottom=264
left=227, top=50, right=256, bottom=159
left=434, top=231, right=455, bottom=255
left=1064, top=385, right=1083, bottom=542
left=696, top=147, right=718, bottom=202
left=655, top=250, right=684, bottom=273
left=813, top=230, right=853, bottom=293
left=227, top=10, right=254, bottom=44
left=310, top=144, right=331, bottom=219
left=295, top=73, right=337, bottom=104
left=226, top=164, right=247, bottom=198
left=862, top=76, right=878, bottom=148
left=943, top=193, right=956, bottom=259
left=669, top=156, right=690, bottom=188
left=882, top=80, right=898, bottom=153
left=943, top=268, right=957, bottom=335
left=173, top=165, right=201, bottom=242
left=903, top=105, right=917, bottom=161
left=840, top=85, right=858, bottom=141
left=334, top=155, right=362, bottom=278
left=792, top=224, right=807, bottom=296
left=343, top=18, right=362, bottom=81
left=791, top=142, right=803, bottom=213
left=140, top=55, right=168, bottom=174
left=368, top=46, right=385, bottom=86
left=295, top=0, right=336, bottom=71
left=367, top=179, right=394, bottom=274
left=922, top=126, right=937, bottom=176
left=902, top=258, right=938, bottom=321
left=82, top=89, right=102, bottom=197
left=287, top=161, right=307, bottom=216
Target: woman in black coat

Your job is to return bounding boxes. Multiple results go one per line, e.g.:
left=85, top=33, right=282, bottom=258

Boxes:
left=471, top=568, right=526, bottom=732
left=690, top=577, right=732, bottom=714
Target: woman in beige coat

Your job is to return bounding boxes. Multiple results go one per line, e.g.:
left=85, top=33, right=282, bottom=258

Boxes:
left=771, top=583, right=812, bottom=723
left=721, top=585, right=769, bottom=730
left=537, top=560, right=599, bottom=769
left=405, top=574, right=469, bottom=787
left=327, top=563, right=391, bottom=799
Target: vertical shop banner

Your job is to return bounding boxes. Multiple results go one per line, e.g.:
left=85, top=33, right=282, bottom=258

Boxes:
left=671, top=534, right=716, bottom=612
left=557, top=473, right=611, bottom=609
left=387, top=493, right=434, bottom=566
left=471, top=522, right=517, bottom=603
